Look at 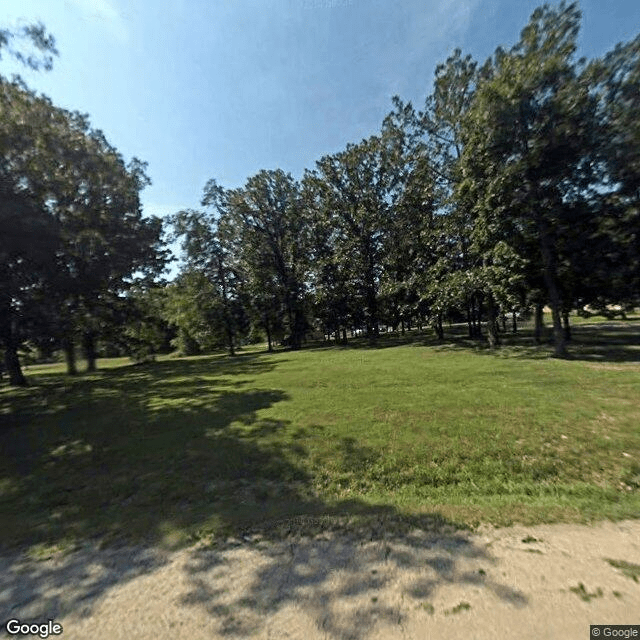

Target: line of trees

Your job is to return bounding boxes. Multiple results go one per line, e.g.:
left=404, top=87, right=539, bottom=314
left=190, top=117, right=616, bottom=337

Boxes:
left=2, top=3, right=639, bottom=385
left=166, top=2, right=639, bottom=359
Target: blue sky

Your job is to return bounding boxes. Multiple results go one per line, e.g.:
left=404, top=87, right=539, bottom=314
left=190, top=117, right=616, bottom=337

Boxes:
left=3, top=0, right=640, bottom=224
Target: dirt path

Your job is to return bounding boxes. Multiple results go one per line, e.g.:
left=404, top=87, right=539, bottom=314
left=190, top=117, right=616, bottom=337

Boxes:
left=2, top=519, right=639, bottom=639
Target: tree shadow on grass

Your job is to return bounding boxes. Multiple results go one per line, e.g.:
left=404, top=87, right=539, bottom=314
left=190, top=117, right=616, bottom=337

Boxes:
left=0, top=353, right=304, bottom=549
left=305, top=320, right=640, bottom=364
left=0, top=354, right=288, bottom=621
left=469, top=322, right=640, bottom=363
left=384, top=321, right=640, bottom=364
left=562, top=322, right=640, bottom=363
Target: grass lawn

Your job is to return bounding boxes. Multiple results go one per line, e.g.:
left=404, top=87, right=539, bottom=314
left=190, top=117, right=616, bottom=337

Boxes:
left=1, top=319, right=639, bottom=553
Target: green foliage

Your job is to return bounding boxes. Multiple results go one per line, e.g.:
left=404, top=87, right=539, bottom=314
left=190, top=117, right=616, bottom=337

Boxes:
left=164, top=271, right=223, bottom=354
left=305, top=135, right=407, bottom=339
left=201, top=171, right=310, bottom=350
left=118, top=286, right=173, bottom=362
left=457, top=1, right=603, bottom=355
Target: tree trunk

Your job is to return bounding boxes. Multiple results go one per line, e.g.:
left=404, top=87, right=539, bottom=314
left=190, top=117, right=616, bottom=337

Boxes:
left=365, top=248, right=379, bottom=344
left=222, top=299, right=234, bottom=356
left=82, top=331, right=98, bottom=372
left=226, top=324, right=235, bottom=356
left=219, top=267, right=235, bottom=357
left=62, top=336, right=77, bottom=375
left=4, top=343, right=27, bottom=387
left=342, top=327, right=347, bottom=343
left=537, top=217, right=567, bottom=357
left=287, top=305, right=304, bottom=350
left=486, top=293, right=500, bottom=349
left=0, top=311, right=27, bottom=387
left=434, top=313, right=444, bottom=340
left=562, top=310, right=571, bottom=342
left=264, top=316, right=272, bottom=352
left=534, top=303, right=544, bottom=344
left=512, top=308, right=518, bottom=334
left=400, top=319, right=405, bottom=336
left=467, top=301, right=473, bottom=338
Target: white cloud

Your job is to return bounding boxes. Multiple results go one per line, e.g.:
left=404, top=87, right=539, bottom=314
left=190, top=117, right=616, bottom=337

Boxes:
left=66, top=0, right=128, bottom=42
left=414, top=0, right=481, bottom=48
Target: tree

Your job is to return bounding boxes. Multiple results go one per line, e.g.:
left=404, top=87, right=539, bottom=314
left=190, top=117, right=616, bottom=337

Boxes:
left=170, top=208, right=246, bottom=356
left=583, top=34, right=640, bottom=307
left=459, top=1, right=599, bottom=357
left=0, top=74, right=166, bottom=383
left=0, top=21, right=58, bottom=72
left=108, top=285, right=173, bottom=363
left=207, top=171, right=310, bottom=350
left=306, top=136, right=404, bottom=343
left=304, top=178, right=358, bottom=343
left=0, top=21, right=58, bottom=385
left=378, top=100, right=439, bottom=335
left=0, top=176, right=58, bottom=384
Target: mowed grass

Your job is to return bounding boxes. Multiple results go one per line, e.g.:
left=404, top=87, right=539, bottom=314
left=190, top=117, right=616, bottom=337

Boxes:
left=1, top=320, right=639, bottom=553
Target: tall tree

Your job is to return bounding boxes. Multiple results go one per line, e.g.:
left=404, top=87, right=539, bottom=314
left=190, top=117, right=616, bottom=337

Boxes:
left=0, top=21, right=58, bottom=385
left=378, top=100, right=439, bottom=335
left=207, top=171, right=310, bottom=350
left=459, top=1, right=598, bottom=357
left=170, top=208, right=245, bottom=356
left=584, top=34, right=640, bottom=307
left=306, top=136, right=403, bottom=342
left=0, top=75, right=166, bottom=382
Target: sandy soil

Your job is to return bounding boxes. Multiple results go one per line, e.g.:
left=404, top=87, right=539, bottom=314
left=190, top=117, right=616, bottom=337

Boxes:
left=1, top=519, right=639, bottom=639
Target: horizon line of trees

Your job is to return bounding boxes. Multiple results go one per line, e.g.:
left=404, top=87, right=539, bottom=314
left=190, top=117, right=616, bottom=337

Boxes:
left=2, top=2, right=639, bottom=386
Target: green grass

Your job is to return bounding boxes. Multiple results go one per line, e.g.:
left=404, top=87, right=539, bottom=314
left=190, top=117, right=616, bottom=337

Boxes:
left=606, top=558, right=640, bottom=582
left=569, top=583, right=604, bottom=602
left=1, top=320, right=639, bottom=553
left=419, top=602, right=435, bottom=614
left=444, top=601, right=472, bottom=615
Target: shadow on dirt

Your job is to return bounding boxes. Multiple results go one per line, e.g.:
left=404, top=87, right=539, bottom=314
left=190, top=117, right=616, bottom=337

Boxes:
left=176, top=514, right=528, bottom=639
left=0, top=545, right=168, bottom=626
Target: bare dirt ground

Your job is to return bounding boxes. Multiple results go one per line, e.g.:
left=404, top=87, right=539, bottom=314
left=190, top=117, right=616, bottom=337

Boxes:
left=1, top=519, right=639, bottom=639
